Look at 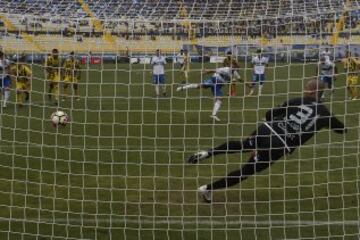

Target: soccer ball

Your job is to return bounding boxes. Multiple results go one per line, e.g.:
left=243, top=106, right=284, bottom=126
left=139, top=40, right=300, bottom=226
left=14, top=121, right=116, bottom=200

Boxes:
left=51, top=111, right=69, bottom=127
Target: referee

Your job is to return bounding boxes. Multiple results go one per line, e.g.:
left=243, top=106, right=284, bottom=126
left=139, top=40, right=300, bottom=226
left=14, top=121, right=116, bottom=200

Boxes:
left=187, top=79, right=347, bottom=202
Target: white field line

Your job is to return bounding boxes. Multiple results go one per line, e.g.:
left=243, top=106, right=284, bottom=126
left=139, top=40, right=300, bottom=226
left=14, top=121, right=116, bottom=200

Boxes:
left=0, top=144, right=359, bottom=150
left=1, top=217, right=360, bottom=227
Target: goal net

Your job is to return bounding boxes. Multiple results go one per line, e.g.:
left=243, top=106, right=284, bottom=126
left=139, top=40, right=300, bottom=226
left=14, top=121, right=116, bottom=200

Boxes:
left=1, top=1, right=360, bottom=239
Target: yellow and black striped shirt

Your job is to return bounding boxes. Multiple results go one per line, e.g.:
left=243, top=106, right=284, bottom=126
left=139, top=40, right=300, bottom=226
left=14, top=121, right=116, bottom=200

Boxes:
left=223, top=56, right=240, bottom=69
left=45, top=55, right=61, bottom=77
left=63, top=58, right=81, bottom=79
left=344, top=57, right=360, bottom=76
left=11, top=64, right=32, bottom=83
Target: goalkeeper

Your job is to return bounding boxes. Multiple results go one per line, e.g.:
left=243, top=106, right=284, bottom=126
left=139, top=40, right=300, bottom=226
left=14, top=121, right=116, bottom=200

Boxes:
left=187, top=79, right=346, bottom=202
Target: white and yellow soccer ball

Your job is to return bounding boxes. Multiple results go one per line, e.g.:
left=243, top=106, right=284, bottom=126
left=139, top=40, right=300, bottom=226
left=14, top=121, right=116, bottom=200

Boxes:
left=51, top=111, right=69, bottom=127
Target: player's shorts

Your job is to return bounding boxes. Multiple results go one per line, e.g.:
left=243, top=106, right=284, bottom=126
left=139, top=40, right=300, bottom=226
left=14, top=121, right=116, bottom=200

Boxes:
left=203, top=77, right=224, bottom=97
left=16, top=82, right=28, bottom=91
left=347, top=75, right=358, bottom=86
left=64, top=75, right=79, bottom=83
left=1, top=76, right=11, bottom=89
left=252, top=74, right=265, bottom=85
left=153, top=74, right=165, bottom=84
left=49, top=74, right=60, bottom=83
left=245, top=123, right=295, bottom=161
left=320, top=76, right=334, bottom=88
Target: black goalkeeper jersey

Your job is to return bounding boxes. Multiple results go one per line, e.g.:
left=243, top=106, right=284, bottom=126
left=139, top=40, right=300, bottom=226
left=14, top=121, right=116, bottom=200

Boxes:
left=265, top=97, right=346, bottom=148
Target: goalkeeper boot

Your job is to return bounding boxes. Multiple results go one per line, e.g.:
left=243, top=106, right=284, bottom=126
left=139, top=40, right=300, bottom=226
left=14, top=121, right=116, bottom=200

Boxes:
left=198, top=185, right=212, bottom=203
left=188, top=150, right=210, bottom=164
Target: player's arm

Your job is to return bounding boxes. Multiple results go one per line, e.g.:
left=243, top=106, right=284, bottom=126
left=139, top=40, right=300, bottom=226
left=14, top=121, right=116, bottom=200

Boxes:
left=329, top=116, right=347, bottom=133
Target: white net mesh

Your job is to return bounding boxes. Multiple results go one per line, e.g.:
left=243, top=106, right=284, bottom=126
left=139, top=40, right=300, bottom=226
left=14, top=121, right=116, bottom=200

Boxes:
left=1, top=0, right=360, bottom=239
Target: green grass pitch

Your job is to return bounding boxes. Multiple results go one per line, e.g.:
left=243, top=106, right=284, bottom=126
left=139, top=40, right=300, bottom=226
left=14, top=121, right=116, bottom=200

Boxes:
left=0, top=61, right=359, bottom=240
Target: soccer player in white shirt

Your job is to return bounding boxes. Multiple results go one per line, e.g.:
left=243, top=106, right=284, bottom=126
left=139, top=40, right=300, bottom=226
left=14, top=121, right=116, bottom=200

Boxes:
left=176, top=67, right=241, bottom=122
left=151, top=49, right=167, bottom=97
left=317, top=56, right=337, bottom=98
left=321, top=47, right=332, bottom=62
left=249, top=49, right=268, bottom=96
left=0, top=51, right=11, bottom=108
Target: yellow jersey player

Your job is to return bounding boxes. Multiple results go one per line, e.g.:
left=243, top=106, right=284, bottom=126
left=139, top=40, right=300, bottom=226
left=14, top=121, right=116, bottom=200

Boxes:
left=11, top=55, right=32, bottom=107
left=223, top=51, right=241, bottom=96
left=343, top=51, right=360, bottom=100
left=45, top=48, right=61, bottom=103
left=62, top=51, right=81, bottom=101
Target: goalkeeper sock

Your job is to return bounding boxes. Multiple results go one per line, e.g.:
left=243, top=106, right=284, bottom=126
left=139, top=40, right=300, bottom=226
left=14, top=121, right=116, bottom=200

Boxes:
left=212, top=99, right=222, bottom=116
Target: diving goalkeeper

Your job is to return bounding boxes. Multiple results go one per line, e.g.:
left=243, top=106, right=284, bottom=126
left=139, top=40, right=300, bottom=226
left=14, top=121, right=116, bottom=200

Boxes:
left=187, top=79, right=347, bottom=203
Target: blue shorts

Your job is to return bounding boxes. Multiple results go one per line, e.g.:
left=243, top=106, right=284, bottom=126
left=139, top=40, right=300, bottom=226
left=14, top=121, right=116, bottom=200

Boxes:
left=252, top=74, right=265, bottom=85
left=0, top=76, right=11, bottom=89
left=320, top=76, right=333, bottom=88
left=203, top=77, right=224, bottom=97
left=153, top=74, right=165, bottom=84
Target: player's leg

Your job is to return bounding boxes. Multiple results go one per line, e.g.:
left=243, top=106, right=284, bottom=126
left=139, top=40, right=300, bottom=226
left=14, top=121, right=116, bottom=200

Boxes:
left=16, top=82, right=24, bottom=107
left=199, top=148, right=286, bottom=202
left=53, top=82, right=59, bottom=103
left=2, top=77, right=11, bottom=107
left=258, top=74, right=265, bottom=95
left=51, top=74, right=60, bottom=103
left=48, top=79, right=54, bottom=100
left=160, top=75, right=166, bottom=96
left=248, top=74, right=258, bottom=96
left=210, top=84, right=223, bottom=121
left=73, top=82, right=80, bottom=100
left=63, top=81, right=69, bottom=101
left=182, top=65, right=189, bottom=82
left=176, top=76, right=215, bottom=92
left=153, top=75, right=160, bottom=97
left=347, top=76, right=358, bottom=100
left=3, top=88, right=10, bottom=107
left=183, top=68, right=189, bottom=82
left=187, top=136, right=257, bottom=163
left=24, top=90, right=30, bottom=102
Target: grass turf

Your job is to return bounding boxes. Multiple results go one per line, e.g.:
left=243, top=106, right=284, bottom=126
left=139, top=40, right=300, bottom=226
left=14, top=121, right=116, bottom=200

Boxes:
left=0, top=61, right=359, bottom=240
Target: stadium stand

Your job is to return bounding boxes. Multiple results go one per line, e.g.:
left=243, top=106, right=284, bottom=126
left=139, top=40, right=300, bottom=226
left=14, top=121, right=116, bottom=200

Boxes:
left=0, top=0, right=359, bottom=53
